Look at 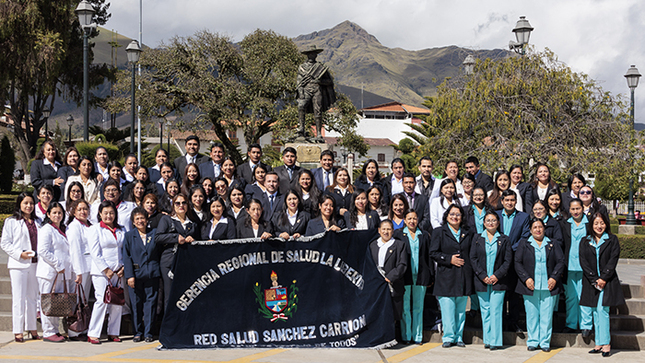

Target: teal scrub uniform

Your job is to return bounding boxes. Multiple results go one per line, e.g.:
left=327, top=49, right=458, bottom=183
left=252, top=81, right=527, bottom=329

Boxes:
left=565, top=216, right=592, bottom=330
left=590, top=233, right=611, bottom=345
left=524, top=236, right=557, bottom=350
left=401, top=227, right=426, bottom=343
left=438, top=228, right=468, bottom=344
left=476, top=231, right=505, bottom=347
left=469, top=206, right=485, bottom=312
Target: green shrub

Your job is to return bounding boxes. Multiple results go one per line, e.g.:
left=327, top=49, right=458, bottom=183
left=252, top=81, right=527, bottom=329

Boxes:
left=74, top=142, right=120, bottom=161
left=617, top=234, right=645, bottom=259
left=0, top=199, right=13, bottom=214
left=0, top=136, right=15, bottom=192
left=141, top=144, right=182, bottom=168
left=0, top=213, right=11, bottom=232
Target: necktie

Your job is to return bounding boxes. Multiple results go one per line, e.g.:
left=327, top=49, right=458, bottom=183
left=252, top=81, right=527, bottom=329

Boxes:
left=215, top=163, right=221, bottom=177
left=408, top=194, right=414, bottom=207
left=288, top=167, right=293, bottom=180
left=324, top=171, right=330, bottom=188
left=269, top=195, right=275, bottom=211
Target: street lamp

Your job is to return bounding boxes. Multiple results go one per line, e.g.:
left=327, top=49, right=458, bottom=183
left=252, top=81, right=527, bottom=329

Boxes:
left=166, top=119, right=172, bottom=152
left=67, top=115, right=74, bottom=143
left=42, top=106, right=51, bottom=140
left=159, top=119, right=164, bottom=148
left=624, top=65, right=641, bottom=226
left=509, top=16, right=534, bottom=55
left=126, top=40, right=142, bottom=155
left=75, top=0, right=96, bottom=142
left=463, top=55, right=475, bottom=76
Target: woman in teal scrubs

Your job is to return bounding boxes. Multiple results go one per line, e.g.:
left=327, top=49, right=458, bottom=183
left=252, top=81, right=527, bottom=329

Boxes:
left=515, top=218, right=565, bottom=352
left=470, top=211, right=512, bottom=350
left=580, top=212, right=625, bottom=357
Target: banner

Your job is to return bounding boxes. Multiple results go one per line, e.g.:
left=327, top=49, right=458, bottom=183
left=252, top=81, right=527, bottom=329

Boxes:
left=159, top=229, right=397, bottom=349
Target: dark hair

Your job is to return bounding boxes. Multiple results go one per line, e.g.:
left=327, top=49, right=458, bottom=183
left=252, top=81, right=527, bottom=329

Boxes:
left=265, top=170, right=279, bottom=181
left=402, top=172, right=415, bottom=182
left=124, top=153, right=138, bottom=165
left=209, top=196, right=227, bottom=219
left=489, top=170, right=510, bottom=207
left=391, top=158, right=404, bottom=168
left=501, top=189, right=517, bottom=200
left=34, top=140, right=60, bottom=162
left=210, top=142, right=224, bottom=151
left=43, top=202, right=66, bottom=232
left=75, top=156, right=97, bottom=180
left=569, top=197, right=583, bottom=210
left=185, top=135, right=200, bottom=145
left=62, top=147, right=79, bottom=167
left=125, top=180, right=146, bottom=204
left=442, top=204, right=465, bottom=228
left=103, top=178, right=121, bottom=193
left=567, top=173, right=586, bottom=192
left=221, top=156, right=237, bottom=177
left=201, top=177, right=215, bottom=199
left=107, top=161, right=123, bottom=179
left=358, top=159, right=382, bottom=182
left=66, top=199, right=91, bottom=226
left=181, top=163, right=201, bottom=196
left=471, top=186, right=490, bottom=209
left=141, top=193, right=160, bottom=215
left=462, top=172, right=476, bottom=185
left=277, top=189, right=303, bottom=226
left=12, top=193, right=36, bottom=221
left=295, top=169, right=321, bottom=216
left=160, top=162, right=174, bottom=173
left=579, top=185, right=602, bottom=214
left=65, top=181, right=85, bottom=208
left=388, top=193, right=410, bottom=220
left=465, top=156, right=480, bottom=166
left=482, top=211, right=501, bottom=233
left=509, top=164, right=523, bottom=176
left=95, top=146, right=108, bottom=156
left=318, top=194, right=338, bottom=225
left=328, top=168, right=354, bottom=194
left=320, top=150, right=334, bottom=159
left=248, top=143, right=262, bottom=152
left=379, top=219, right=394, bottom=229
left=546, top=188, right=566, bottom=218
left=155, top=148, right=168, bottom=158
left=253, top=164, right=269, bottom=183
left=165, top=178, right=180, bottom=194
left=134, top=166, right=150, bottom=182
left=442, top=160, right=460, bottom=179
left=228, top=185, right=246, bottom=208
left=587, top=211, right=612, bottom=236
left=130, top=206, right=148, bottom=224
left=530, top=200, right=549, bottom=220
left=171, top=193, right=199, bottom=224
left=37, top=184, right=55, bottom=203
left=529, top=217, right=546, bottom=230
left=244, top=198, right=267, bottom=228
left=438, top=178, right=460, bottom=207
left=188, top=184, right=207, bottom=215
left=418, top=156, right=433, bottom=166
left=282, top=147, right=297, bottom=156
left=97, top=200, right=122, bottom=229
left=531, top=162, right=553, bottom=187
left=367, top=184, right=388, bottom=215
left=348, top=189, right=368, bottom=226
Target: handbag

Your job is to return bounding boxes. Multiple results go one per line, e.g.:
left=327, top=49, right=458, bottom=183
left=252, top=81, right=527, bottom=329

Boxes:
left=67, top=282, right=90, bottom=332
left=41, top=273, right=77, bottom=317
left=104, top=276, right=125, bottom=305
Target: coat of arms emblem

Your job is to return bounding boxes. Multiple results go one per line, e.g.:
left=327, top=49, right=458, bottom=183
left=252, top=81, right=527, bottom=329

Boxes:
left=254, top=271, right=298, bottom=322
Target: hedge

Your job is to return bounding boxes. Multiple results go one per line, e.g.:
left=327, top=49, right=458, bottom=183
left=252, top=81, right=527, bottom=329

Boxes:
left=74, top=142, right=120, bottom=161
left=618, top=235, right=645, bottom=259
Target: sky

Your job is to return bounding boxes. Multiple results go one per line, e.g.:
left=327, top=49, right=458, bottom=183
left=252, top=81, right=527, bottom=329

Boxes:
left=105, top=0, right=645, bottom=122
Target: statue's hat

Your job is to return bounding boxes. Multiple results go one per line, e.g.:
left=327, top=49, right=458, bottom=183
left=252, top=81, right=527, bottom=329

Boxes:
left=301, top=45, right=324, bottom=55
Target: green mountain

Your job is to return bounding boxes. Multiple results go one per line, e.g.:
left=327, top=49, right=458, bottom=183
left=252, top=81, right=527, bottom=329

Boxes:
left=293, top=20, right=508, bottom=107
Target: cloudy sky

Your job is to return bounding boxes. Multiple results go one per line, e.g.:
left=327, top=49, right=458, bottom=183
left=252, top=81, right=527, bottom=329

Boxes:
left=106, top=0, right=645, bottom=121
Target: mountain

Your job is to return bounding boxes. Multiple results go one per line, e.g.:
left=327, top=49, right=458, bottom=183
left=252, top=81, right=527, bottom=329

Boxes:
left=294, top=20, right=508, bottom=107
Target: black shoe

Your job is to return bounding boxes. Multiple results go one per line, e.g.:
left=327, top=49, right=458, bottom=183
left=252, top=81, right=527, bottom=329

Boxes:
left=589, top=348, right=603, bottom=354
left=133, top=335, right=142, bottom=343
left=145, top=336, right=154, bottom=343
left=562, top=327, right=576, bottom=334
left=514, top=324, right=523, bottom=333
left=484, top=344, right=490, bottom=349
left=541, top=347, right=551, bottom=352
left=456, top=341, right=465, bottom=347
left=527, top=346, right=537, bottom=351
left=442, top=342, right=452, bottom=348
left=601, top=351, right=611, bottom=357
left=582, top=329, right=592, bottom=338
left=490, top=346, right=500, bottom=351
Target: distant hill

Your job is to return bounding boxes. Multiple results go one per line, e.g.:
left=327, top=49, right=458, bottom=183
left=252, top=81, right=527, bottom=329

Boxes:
left=294, top=20, right=508, bottom=106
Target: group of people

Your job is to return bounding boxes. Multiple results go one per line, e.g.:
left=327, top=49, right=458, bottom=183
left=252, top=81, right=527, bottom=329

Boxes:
left=0, top=137, right=624, bottom=356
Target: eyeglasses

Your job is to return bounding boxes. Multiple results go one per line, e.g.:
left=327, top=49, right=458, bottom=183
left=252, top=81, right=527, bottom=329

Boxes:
left=104, top=189, right=118, bottom=195
left=579, top=190, right=592, bottom=195
left=174, top=201, right=187, bottom=206
left=448, top=213, right=461, bottom=217
left=484, top=220, right=498, bottom=224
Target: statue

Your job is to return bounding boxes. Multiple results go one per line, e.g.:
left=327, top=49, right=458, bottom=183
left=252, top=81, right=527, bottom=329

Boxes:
left=296, top=45, right=336, bottom=142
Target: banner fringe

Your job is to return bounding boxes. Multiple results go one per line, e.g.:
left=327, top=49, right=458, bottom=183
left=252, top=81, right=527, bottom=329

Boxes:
left=189, top=230, right=346, bottom=245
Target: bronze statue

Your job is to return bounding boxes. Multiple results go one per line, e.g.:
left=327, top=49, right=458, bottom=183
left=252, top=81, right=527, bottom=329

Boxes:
left=296, top=45, right=336, bottom=142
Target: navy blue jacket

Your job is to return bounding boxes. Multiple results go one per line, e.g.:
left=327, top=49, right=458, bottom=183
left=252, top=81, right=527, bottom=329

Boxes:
left=496, top=209, right=530, bottom=251
left=311, top=166, right=338, bottom=192
left=122, top=228, right=161, bottom=280
left=305, top=216, right=345, bottom=236
left=514, top=237, right=565, bottom=296
left=429, top=224, right=474, bottom=297
left=393, top=228, right=433, bottom=286
left=470, top=233, right=513, bottom=292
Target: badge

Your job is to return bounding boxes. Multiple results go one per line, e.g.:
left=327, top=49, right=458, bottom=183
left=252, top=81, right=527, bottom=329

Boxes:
left=254, top=271, right=299, bottom=322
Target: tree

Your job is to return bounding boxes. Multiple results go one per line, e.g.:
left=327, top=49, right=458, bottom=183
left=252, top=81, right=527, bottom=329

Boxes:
left=0, top=0, right=112, bottom=166
left=0, top=136, right=16, bottom=192
left=104, top=29, right=365, bottom=164
left=407, top=49, right=639, bottom=182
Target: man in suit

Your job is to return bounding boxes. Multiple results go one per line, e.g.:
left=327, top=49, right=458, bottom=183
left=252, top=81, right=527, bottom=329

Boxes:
left=465, top=156, right=494, bottom=193
left=174, top=135, right=208, bottom=180
left=250, top=172, right=284, bottom=221
left=273, top=147, right=302, bottom=195
left=495, top=189, right=530, bottom=333
left=238, top=143, right=272, bottom=185
left=401, top=173, right=431, bottom=232
left=415, top=156, right=435, bottom=198
left=311, top=150, right=337, bottom=191
left=199, top=142, right=225, bottom=180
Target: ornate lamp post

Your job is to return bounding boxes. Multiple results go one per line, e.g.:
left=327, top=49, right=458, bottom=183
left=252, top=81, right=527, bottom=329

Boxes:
left=75, top=1, right=96, bottom=141
left=509, top=16, right=534, bottom=55
left=126, top=40, right=142, bottom=156
left=42, top=106, right=50, bottom=140
left=625, top=65, right=641, bottom=225
left=463, top=55, right=475, bottom=75
left=66, top=115, right=74, bottom=144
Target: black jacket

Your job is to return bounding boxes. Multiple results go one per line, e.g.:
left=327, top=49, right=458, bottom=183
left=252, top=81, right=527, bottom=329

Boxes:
left=514, top=237, right=565, bottom=296
left=369, top=236, right=408, bottom=298
left=324, top=188, right=353, bottom=217
left=429, top=224, right=474, bottom=297
left=475, top=171, right=494, bottom=193
left=579, top=234, right=625, bottom=307
left=201, top=217, right=237, bottom=240
left=343, top=210, right=380, bottom=230
left=238, top=161, right=272, bottom=185
left=393, top=228, right=433, bottom=286
left=273, top=165, right=302, bottom=195
left=469, top=233, right=513, bottom=292
left=304, top=216, right=345, bottom=236
left=30, top=159, right=63, bottom=201
left=516, top=182, right=534, bottom=213
left=544, top=216, right=563, bottom=248
left=271, top=211, right=310, bottom=237
left=236, top=218, right=272, bottom=239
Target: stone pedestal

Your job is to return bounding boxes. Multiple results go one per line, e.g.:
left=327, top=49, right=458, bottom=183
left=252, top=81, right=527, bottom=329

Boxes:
left=618, top=225, right=637, bottom=235
left=285, top=142, right=330, bottom=170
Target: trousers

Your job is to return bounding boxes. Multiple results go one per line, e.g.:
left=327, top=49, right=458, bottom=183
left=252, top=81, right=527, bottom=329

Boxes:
left=592, top=290, right=611, bottom=345
left=524, top=290, right=557, bottom=349
left=438, top=296, right=468, bottom=343
left=9, top=265, right=38, bottom=334
left=477, top=288, right=505, bottom=347
left=88, top=274, right=123, bottom=338
left=401, top=285, right=426, bottom=343
left=564, top=271, right=593, bottom=330
left=129, top=277, right=159, bottom=338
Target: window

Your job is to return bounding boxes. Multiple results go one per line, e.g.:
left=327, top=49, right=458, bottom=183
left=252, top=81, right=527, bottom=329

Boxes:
left=377, top=153, right=385, bottom=162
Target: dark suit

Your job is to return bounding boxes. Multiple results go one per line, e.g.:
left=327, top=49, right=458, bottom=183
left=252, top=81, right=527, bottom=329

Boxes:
left=201, top=217, right=236, bottom=240
left=343, top=210, right=380, bottom=230
left=311, top=166, right=337, bottom=191
left=324, top=188, right=353, bottom=217
left=198, top=160, right=223, bottom=180
left=415, top=176, right=435, bottom=198
left=393, top=228, right=433, bottom=286
left=57, top=166, right=76, bottom=201
left=369, top=236, right=408, bottom=319
left=579, top=235, right=625, bottom=308
left=470, top=233, right=513, bottom=292
left=30, top=159, right=62, bottom=201
left=516, top=182, right=534, bottom=213
left=401, top=192, right=431, bottom=232
left=304, top=216, right=345, bottom=236
left=236, top=219, right=272, bottom=239
left=174, top=154, right=208, bottom=180
left=430, top=224, right=474, bottom=297
left=248, top=186, right=283, bottom=222
left=238, top=161, right=272, bottom=185
left=149, top=166, right=162, bottom=184
left=273, top=164, right=302, bottom=195
left=271, top=211, right=310, bottom=237
left=496, top=209, right=530, bottom=251
left=514, top=238, right=564, bottom=296
left=530, top=182, right=560, bottom=204
left=474, top=171, right=494, bottom=193
left=544, top=216, right=563, bottom=248
left=122, top=228, right=161, bottom=338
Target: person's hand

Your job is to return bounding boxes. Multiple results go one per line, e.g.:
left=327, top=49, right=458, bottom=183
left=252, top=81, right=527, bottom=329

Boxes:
left=53, top=177, right=64, bottom=186
left=59, top=269, right=65, bottom=274
left=489, top=275, right=498, bottom=285
left=127, top=278, right=135, bottom=289
left=178, top=235, right=186, bottom=245
left=260, top=232, right=272, bottom=240
left=450, top=255, right=464, bottom=267
left=548, top=278, right=556, bottom=291
left=328, top=225, right=341, bottom=232
left=339, top=208, right=348, bottom=216
left=185, top=236, right=194, bottom=243
left=279, top=232, right=290, bottom=239
left=483, top=276, right=491, bottom=285
left=96, top=174, right=104, bottom=183
left=597, top=278, right=607, bottom=289
left=116, top=268, right=124, bottom=278
left=384, top=277, right=391, bottom=283
left=19, top=251, right=32, bottom=260
left=75, top=275, right=82, bottom=284
left=292, top=233, right=301, bottom=238
left=526, top=278, right=534, bottom=291
left=104, top=268, right=114, bottom=279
